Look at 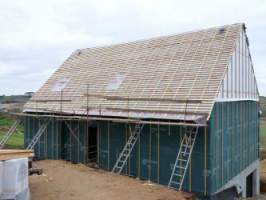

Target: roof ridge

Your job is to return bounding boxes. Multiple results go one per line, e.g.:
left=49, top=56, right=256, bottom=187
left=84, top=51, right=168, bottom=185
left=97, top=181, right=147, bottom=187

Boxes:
left=75, top=23, right=244, bottom=54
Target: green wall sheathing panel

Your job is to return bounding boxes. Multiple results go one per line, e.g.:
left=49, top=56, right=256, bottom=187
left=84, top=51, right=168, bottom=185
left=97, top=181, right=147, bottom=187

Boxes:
left=78, top=121, right=87, bottom=164
left=150, top=124, right=159, bottom=183
left=128, top=124, right=137, bottom=177
left=139, top=124, right=149, bottom=180
left=97, top=122, right=206, bottom=194
left=109, top=122, right=127, bottom=172
left=208, top=101, right=259, bottom=194
left=98, top=121, right=109, bottom=170
left=159, top=125, right=180, bottom=185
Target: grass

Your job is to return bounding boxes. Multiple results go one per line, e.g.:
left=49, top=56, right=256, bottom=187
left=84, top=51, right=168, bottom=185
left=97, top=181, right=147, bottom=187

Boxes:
left=260, top=96, right=266, bottom=118
left=261, top=118, right=266, bottom=149
left=0, top=114, right=24, bottom=149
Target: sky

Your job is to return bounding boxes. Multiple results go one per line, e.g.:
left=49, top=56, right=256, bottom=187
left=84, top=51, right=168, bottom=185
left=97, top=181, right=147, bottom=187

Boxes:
left=0, top=0, right=266, bottom=96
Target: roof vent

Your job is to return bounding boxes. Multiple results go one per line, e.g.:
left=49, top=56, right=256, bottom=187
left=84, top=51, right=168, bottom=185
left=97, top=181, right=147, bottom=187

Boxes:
left=219, top=28, right=226, bottom=34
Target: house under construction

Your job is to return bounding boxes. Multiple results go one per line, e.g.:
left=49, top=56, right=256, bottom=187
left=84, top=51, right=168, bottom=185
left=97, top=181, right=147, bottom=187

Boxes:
left=2, top=23, right=260, bottom=199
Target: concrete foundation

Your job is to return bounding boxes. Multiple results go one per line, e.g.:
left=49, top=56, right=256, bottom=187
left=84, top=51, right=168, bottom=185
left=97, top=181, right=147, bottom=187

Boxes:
left=214, top=159, right=260, bottom=198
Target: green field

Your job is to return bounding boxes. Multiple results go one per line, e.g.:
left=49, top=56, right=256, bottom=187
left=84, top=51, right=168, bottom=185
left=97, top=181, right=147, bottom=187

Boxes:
left=261, top=118, right=266, bottom=149
left=0, top=114, right=24, bottom=149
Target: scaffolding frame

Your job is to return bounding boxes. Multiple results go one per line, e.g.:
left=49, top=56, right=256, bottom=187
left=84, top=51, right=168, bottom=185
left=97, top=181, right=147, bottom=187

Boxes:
left=13, top=112, right=206, bottom=127
left=18, top=88, right=206, bottom=171
left=12, top=85, right=209, bottom=195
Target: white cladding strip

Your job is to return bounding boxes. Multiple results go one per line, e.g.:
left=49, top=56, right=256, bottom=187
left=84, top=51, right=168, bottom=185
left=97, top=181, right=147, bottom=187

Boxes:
left=218, top=29, right=259, bottom=102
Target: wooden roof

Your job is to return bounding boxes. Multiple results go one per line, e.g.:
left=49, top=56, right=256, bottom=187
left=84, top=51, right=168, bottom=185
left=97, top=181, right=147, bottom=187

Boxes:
left=24, top=23, right=243, bottom=122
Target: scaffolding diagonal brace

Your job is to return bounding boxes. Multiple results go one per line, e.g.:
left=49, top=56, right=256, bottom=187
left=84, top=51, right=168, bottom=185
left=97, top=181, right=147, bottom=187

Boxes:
left=0, top=119, right=21, bottom=149
left=26, top=119, right=51, bottom=150
left=64, top=121, right=84, bottom=149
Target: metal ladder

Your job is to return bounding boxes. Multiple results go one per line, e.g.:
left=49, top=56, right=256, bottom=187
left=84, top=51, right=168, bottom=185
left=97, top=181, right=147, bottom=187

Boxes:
left=26, top=119, right=51, bottom=150
left=0, top=119, right=21, bottom=149
left=168, top=126, right=199, bottom=190
left=112, top=123, right=144, bottom=174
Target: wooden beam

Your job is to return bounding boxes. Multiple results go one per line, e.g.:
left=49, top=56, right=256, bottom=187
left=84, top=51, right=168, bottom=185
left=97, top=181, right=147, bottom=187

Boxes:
left=30, top=99, right=72, bottom=102
left=104, top=107, right=208, bottom=116
left=0, top=149, right=34, bottom=160
left=84, top=94, right=203, bottom=104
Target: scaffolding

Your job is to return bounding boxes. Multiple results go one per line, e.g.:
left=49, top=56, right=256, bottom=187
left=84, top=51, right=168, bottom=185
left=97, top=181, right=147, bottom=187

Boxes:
left=19, top=90, right=205, bottom=191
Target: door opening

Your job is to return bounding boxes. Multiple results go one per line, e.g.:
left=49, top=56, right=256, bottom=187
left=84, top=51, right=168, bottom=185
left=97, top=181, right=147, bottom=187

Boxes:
left=246, top=172, right=253, bottom=197
left=88, top=126, right=97, bottom=163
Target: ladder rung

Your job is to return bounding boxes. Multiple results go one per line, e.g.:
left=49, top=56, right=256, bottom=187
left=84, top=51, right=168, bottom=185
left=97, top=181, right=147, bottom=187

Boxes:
left=176, top=166, right=185, bottom=169
left=171, top=181, right=180, bottom=185
left=173, top=173, right=182, bottom=177
left=178, top=158, right=187, bottom=162
left=114, top=164, right=122, bottom=169
left=181, top=145, right=192, bottom=148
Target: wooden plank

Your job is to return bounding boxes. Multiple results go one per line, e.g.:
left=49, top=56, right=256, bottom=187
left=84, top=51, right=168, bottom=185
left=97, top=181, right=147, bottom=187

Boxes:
left=30, top=99, right=72, bottom=102
left=0, top=149, right=34, bottom=161
left=83, top=94, right=202, bottom=104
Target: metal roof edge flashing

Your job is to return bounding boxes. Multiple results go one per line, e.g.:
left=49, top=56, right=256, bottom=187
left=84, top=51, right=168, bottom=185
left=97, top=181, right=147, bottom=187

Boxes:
left=14, top=112, right=207, bottom=127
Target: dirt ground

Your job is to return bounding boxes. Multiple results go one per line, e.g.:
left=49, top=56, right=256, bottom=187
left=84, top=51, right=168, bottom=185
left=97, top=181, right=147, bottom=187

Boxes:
left=29, top=160, right=192, bottom=200
left=256, top=160, right=266, bottom=199
left=260, top=160, right=266, bottom=193
left=261, top=160, right=266, bottom=180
